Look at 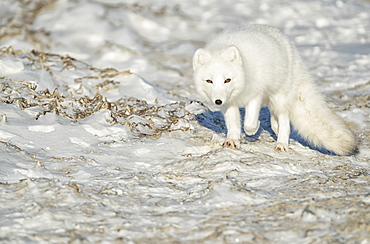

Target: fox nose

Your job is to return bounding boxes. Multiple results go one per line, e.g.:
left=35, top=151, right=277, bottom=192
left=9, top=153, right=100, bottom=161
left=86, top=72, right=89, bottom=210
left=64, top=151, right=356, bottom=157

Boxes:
left=215, top=99, right=222, bottom=105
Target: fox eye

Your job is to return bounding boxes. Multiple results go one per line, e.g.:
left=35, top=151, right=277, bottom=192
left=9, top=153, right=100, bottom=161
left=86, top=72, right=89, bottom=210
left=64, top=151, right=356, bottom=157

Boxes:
left=206, top=79, right=213, bottom=84
left=224, top=78, right=231, bottom=83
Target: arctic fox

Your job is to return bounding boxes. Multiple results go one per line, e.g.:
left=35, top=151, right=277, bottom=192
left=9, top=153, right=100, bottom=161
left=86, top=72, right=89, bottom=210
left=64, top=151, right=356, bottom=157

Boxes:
left=193, top=25, right=359, bottom=155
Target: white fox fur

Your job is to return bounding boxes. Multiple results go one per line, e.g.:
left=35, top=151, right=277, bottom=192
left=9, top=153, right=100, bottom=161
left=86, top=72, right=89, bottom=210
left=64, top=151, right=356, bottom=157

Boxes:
left=193, top=25, right=358, bottom=155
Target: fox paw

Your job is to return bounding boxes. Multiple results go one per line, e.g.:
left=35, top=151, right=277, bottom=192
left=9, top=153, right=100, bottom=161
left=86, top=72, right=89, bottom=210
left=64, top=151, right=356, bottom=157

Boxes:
left=223, top=139, right=240, bottom=149
left=275, top=142, right=288, bottom=152
left=244, top=121, right=260, bottom=136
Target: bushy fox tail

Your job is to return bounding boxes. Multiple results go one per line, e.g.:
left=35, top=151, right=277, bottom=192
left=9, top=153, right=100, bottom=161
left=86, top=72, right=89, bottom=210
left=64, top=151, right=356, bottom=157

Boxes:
left=289, top=72, right=359, bottom=156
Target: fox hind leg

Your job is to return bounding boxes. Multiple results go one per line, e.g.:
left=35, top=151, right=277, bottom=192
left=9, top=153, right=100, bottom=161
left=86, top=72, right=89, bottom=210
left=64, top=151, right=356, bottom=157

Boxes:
left=270, top=114, right=279, bottom=136
left=274, top=112, right=290, bottom=152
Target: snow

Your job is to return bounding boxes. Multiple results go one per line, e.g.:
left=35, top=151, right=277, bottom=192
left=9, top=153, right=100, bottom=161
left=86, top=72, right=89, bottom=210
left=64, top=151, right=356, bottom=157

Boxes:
left=1, top=0, right=370, bottom=243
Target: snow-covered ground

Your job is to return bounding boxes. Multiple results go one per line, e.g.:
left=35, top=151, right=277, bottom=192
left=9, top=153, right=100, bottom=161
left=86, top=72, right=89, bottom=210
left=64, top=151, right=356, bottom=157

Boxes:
left=0, top=0, right=369, bottom=243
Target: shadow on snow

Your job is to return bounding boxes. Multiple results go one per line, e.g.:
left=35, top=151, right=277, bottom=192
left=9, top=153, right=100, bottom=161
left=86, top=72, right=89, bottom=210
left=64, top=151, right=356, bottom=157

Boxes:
left=195, top=107, right=336, bottom=155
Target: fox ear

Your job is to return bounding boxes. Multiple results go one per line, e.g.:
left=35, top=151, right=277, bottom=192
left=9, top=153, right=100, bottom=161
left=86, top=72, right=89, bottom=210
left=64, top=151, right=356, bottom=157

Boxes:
left=193, top=48, right=212, bottom=70
left=223, top=45, right=242, bottom=65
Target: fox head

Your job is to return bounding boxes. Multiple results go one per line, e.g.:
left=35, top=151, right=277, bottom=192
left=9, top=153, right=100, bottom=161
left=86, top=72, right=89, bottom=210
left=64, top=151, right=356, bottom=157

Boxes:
left=192, top=45, right=245, bottom=106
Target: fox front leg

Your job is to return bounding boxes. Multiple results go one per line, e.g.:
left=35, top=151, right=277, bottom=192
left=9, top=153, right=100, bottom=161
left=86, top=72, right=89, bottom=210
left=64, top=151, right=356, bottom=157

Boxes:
left=222, top=105, right=241, bottom=149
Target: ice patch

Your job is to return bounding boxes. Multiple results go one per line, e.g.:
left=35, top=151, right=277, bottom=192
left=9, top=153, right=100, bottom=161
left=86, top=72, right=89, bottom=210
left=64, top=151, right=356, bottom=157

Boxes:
left=315, top=17, right=330, bottom=28
left=0, top=129, right=14, bottom=139
left=83, top=124, right=129, bottom=140
left=70, top=137, right=90, bottom=148
left=205, top=182, right=266, bottom=207
left=0, top=59, right=24, bottom=75
left=126, top=12, right=170, bottom=42
left=28, top=125, right=55, bottom=133
left=134, top=148, right=151, bottom=156
left=118, top=74, right=174, bottom=105
left=0, top=161, right=53, bottom=183
left=181, top=146, right=212, bottom=156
